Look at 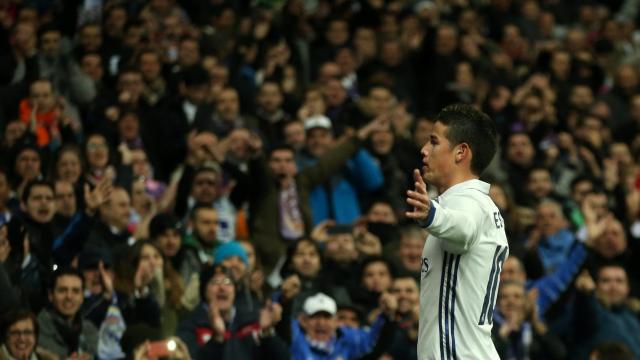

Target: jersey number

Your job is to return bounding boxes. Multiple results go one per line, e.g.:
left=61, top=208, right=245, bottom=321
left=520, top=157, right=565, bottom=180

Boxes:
left=478, top=245, right=508, bottom=325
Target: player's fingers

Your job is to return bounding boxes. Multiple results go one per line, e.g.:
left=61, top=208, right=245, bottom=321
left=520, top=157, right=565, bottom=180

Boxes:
left=413, top=169, right=427, bottom=188
left=406, top=198, right=428, bottom=210
left=405, top=211, right=425, bottom=219
left=406, top=190, right=430, bottom=203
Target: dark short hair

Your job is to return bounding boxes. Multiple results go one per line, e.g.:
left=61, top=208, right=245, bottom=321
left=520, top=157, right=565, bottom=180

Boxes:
left=48, top=267, right=84, bottom=292
left=190, top=203, right=216, bottom=220
left=436, top=104, right=498, bottom=175
left=269, top=144, right=295, bottom=158
left=21, top=180, right=53, bottom=204
left=1, top=308, right=38, bottom=343
left=591, top=342, right=634, bottom=360
left=360, top=256, right=396, bottom=282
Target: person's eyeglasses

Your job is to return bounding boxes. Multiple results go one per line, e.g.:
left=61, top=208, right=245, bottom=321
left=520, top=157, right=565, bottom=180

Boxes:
left=8, top=329, right=35, bottom=338
left=210, top=278, right=232, bottom=286
left=195, top=179, right=216, bottom=186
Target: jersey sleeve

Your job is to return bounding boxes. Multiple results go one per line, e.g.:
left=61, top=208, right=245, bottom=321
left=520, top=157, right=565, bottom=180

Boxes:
left=421, top=194, right=483, bottom=254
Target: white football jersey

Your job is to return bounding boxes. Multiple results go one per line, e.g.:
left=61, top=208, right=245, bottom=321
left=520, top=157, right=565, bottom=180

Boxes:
left=418, top=179, right=509, bottom=360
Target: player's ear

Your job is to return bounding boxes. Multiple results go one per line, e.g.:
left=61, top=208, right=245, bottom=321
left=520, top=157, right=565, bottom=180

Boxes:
left=455, top=143, right=470, bottom=162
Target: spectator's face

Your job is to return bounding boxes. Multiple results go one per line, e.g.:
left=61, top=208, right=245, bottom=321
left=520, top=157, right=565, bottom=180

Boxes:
left=268, top=150, right=297, bottom=181
left=284, top=122, right=306, bottom=150
left=595, top=220, right=627, bottom=259
left=535, top=203, right=565, bottom=236
left=367, top=203, right=396, bottom=224
left=86, top=135, right=109, bottom=168
left=81, top=54, right=103, bottom=82
left=140, top=244, right=163, bottom=272
left=615, top=65, right=638, bottom=91
left=335, top=48, right=356, bottom=75
left=323, top=79, right=347, bottom=107
left=497, top=283, right=526, bottom=318
left=435, top=26, right=457, bottom=55
left=565, top=29, right=586, bottom=53
left=221, top=256, right=246, bottom=281
left=392, top=278, right=419, bottom=314
left=368, top=87, right=394, bottom=117
left=399, top=235, right=424, bottom=272
left=631, top=95, right=640, bottom=121
left=120, top=71, right=145, bottom=99
left=506, top=134, right=535, bottom=167
left=40, top=30, right=61, bottom=58
left=156, top=229, right=181, bottom=258
left=106, top=8, right=127, bottom=35
left=82, top=265, right=111, bottom=296
left=596, top=266, right=629, bottom=306
left=139, top=53, right=161, bottom=81
left=353, top=28, right=376, bottom=60
left=292, top=241, right=321, bottom=278
left=305, top=128, right=333, bottom=157
left=50, top=275, right=83, bottom=318
left=25, top=185, right=55, bottom=224
left=526, top=169, right=553, bottom=199
left=101, top=189, right=130, bottom=230
left=569, top=85, right=594, bottom=111
left=317, top=62, right=340, bottom=85
left=193, top=208, right=218, bottom=246
left=80, top=25, right=102, bottom=51
left=12, top=22, right=36, bottom=54
left=610, top=142, right=633, bottom=165
left=571, top=180, right=593, bottom=205
left=179, top=39, right=200, bottom=67
left=370, top=129, right=394, bottom=155
left=362, top=261, right=392, bottom=293
left=326, top=20, right=349, bottom=46
left=4, top=121, right=27, bottom=147
left=206, top=273, right=235, bottom=310
left=118, top=113, right=140, bottom=141
left=336, top=309, right=359, bottom=328
left=15, top=149, right=41, bottom=182
left=303, top=89, right=326, bottom=115
left=216, top=89, right=239, bottom=121
left=257, top=83, right=283, bottom=114
left=54, top=181, right=76, bottom=217
left=550, top=51, right=571, bottom=79
left=131, top=150, right=151, bottom=178
left=304, top=313, right=337, bottom=342
left=6, top=318, right=36, bottom=359
left=500, top=257, right=526, bottom=283
left=192, top=171, right=218, bottom=204
left=30, top=81, right=56, bottom=112
left=325, top=233, right=357, bottom=263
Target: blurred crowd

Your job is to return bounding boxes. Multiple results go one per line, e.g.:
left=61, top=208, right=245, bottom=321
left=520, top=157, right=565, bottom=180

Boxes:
left=0, top=0, right=639, bottom=359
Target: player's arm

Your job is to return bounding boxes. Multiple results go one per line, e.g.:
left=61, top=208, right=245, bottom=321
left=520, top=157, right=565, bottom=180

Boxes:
left=406, top=169, right=480, bottom=253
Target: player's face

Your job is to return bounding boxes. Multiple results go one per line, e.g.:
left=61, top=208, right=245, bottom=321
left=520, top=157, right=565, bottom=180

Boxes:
left=420, top=122, right=457, bottom=191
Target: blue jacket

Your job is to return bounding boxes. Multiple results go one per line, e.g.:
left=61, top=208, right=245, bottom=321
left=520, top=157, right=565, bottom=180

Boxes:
left=536, top=229, right=575, bottom=274
left=297, top=148, right=384, bottom=225
left=527, top=241, right=588, bottom=315
left=291, top=314, right=386, bottom=360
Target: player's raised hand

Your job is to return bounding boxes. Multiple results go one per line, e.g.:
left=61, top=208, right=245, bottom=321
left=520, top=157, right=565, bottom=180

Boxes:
left=405, top=169, right=431, bottom=222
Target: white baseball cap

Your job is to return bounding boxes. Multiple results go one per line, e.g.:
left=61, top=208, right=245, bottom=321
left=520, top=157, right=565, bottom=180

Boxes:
left=303, top=293, right=337, bottom=316
left=303, top=115, right=333, bottom=132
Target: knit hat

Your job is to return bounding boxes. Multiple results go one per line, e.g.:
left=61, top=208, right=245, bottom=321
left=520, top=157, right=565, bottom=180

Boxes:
left=213, top=241, right=249, bottom=265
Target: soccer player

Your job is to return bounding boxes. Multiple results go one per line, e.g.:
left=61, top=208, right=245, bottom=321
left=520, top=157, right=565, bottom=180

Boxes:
left=405, top=104, right=508, bottom=360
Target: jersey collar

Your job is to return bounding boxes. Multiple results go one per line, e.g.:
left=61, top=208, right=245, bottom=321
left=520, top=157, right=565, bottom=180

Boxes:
left=437, top=179, right=490, bottom=202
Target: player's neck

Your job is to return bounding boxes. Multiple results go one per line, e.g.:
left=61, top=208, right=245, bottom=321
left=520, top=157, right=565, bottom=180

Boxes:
left=437, top=172, right=478, bottom=194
